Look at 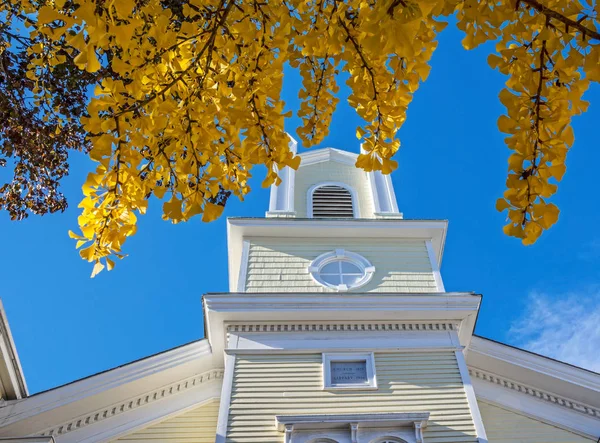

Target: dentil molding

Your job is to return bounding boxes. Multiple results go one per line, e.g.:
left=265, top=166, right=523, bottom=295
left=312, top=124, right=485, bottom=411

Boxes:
left=469, top=367, right=600, bottom=418
left=227, top=322, right=459, bottom=333
left=36, top=368, right=224, bottom=438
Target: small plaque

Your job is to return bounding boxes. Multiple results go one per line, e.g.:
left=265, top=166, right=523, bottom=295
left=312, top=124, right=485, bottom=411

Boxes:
left=330, top=360, right=368, bottom=386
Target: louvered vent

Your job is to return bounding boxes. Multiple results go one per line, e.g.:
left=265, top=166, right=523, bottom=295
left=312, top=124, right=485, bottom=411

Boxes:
left=311, top=185, right=355, bottom=218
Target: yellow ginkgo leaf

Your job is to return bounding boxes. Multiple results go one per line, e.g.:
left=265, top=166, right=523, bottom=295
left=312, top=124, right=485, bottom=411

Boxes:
left=202, top=202, right=224, bottom=222
left=90, top=261, right=105, bottom=278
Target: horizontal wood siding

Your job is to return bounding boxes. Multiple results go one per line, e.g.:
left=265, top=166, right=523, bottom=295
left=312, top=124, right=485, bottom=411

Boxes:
left=295, top=161, right=375, bottom=218
left=115, top=399, right=218, bottom=442
left=245, top=237, right=436, bottom=293
left=479, top=401, right=594, bottom=442
left=226, top=352, right=477, bottom=443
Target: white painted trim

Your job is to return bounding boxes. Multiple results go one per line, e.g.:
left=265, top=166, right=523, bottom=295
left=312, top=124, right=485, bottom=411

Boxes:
left=226, top=347, right=461, bottom=355
left=266, top=134, right=297, bottom=216
left=203, top=293, right=481, bottom=370
left=367, top=171, right=382, bottom=214
left=0, top=340, right=213, bottom=428
left=0, top=439, right=55, bottom=443
left=367, top=171, right=401, bottom=217
left=87, top=393, right=222, bottom=443
left=469, top=366, right=600, bottom=418
left=322, top=353, right=377, bottom=390
left=0, top=300, right=28, bottom=399
left=226, top=321, right=459, bottom=334
left=472, top=375, right=600, bottom=438
left=425, top=240, right=445, bottom=292
left=215, top=353, right=235, bottom=443
left=307, top=181, right=359, bottom=218
left=205, top=293, right=481, bottom=313
left=34, top=369, right=223, bottom=440
left=300, top=148, right=358, bottom=168
left=235, top=240, right=250, bottom=292
left=276, top=413, right=429, bottom=431
left=468, top=336, right=600, bottom=392
left=308, top=249, right=375, bottom=292
left=383, top=173, right=400, bottom=213
left=455, top=351, right=488, bottom=443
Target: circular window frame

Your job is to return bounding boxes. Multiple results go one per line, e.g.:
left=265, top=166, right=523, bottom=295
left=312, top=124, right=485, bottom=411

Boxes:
left=308, top=249, right=375, bottom=291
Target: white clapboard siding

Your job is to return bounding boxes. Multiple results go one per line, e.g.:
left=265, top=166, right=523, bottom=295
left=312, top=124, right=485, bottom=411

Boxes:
left=114, top=399, right=219, bottom=442
left=244, top=238, right=436, bottom=293
left=295, top=161, right=375, bottom=218
left=226, top=353, right=477, bottom=443
left=479, top=401, right=595, bottom=442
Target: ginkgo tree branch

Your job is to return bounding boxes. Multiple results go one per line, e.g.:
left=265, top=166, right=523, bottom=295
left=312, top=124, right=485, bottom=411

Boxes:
left=7, top=0, right=597, bottom=274
left=519, top=0, right=600, bottom=40
left=337, top=16, right=383, bottom=140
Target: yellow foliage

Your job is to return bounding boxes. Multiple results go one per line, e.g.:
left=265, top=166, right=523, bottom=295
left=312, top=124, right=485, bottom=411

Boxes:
left=6, top=0, right=598, bottom=275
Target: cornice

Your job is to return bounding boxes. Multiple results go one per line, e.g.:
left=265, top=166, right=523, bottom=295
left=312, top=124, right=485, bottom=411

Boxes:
left=226, top=322, right=459, bottom=334
left=0, top=299, right=28, bottom=399
left=0, top=340, right=212, bottom=428
left=299, top=147, right=358, bottom=167
left=206, top=293, right=480, bottom=312
left=469, top=367, right=600, bottom=418
left=469, top=336, right=600, bottom=391
left=36, top=368, right=224, bottom=438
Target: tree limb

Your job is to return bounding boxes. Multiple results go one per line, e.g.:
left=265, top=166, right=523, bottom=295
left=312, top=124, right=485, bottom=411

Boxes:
left=519, top=0, right=600, bottom=41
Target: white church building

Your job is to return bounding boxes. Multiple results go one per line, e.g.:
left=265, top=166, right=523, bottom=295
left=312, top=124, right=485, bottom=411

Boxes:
left=0, top=144, right=599, bottom=443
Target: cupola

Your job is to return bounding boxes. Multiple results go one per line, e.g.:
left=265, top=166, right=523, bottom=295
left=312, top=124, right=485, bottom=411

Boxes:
left=266, top=138, right=403, bottom=219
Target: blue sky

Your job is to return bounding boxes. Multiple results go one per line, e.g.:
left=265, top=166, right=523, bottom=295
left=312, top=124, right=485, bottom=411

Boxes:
left=2, top=19, right=600, bottom=394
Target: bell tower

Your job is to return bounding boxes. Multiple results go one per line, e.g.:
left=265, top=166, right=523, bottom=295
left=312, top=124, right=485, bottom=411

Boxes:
left=227, top=139, right=446, bottom=294
left=208, top=140, right=487, bottom=443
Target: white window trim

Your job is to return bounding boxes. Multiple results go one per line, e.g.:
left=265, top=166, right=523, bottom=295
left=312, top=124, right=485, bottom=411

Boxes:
left=308, top=249, right=375, bottom=292
left=307, top=181, right=359, bottom=218
left=370, top=438, right=409, bottom=443
left=322, top=353, right=377, bottom=390
left=276, top=412, right=429, bottom=443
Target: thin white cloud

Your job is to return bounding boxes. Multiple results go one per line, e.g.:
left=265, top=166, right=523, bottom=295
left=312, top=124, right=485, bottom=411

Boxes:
left=509, top=289, right=600, bottom=372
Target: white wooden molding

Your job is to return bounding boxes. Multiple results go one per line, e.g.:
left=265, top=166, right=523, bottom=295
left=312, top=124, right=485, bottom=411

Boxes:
left=351, top=422, right=359, bottom=442
left=215, top=353, right=235, bottom=443
left=77, top=393, right=222, bottom=443
left=0, top=439, right=55, bottom=443
left=235, top=240, right=250, bottom=292
left=414, top=422, right=424, bottom=443
left=469, top=367, right=600, bottom=418
left=0, top=300, right=28, bottom=400
left=35, top=368, right=223, bottom=439
left=276, top=413, right=429, bottom=443
left=0, top=340, right=212, bottom=429
left=455, top=351, right=488, bottom=443
left=266, top=134, right=297, bottom=216
left=472, top=375, right=600, bottom=438
left=367, top=170, right=401, bottom=217
left=299, top=147, right=358, bottom=167
left=276, top=413, right=430, bottom=431
left=425, top=240, right=445, bottom=292
left=468, top=336, right=600, bottom=393
left=227, top=322, right=459, bottom=334
left=322, top=352, right=377, bottom=390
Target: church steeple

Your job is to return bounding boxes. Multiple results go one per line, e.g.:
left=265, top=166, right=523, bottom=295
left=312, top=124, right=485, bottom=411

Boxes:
left=227, top=142, right=446, bottom=294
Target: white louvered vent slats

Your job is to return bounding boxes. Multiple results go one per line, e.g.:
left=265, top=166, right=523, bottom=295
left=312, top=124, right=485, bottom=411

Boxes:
left=312, top=185, right=354, bottom=218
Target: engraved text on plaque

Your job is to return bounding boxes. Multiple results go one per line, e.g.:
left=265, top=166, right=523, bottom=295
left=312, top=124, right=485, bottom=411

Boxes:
left=330, top=361, right=368, bottom=386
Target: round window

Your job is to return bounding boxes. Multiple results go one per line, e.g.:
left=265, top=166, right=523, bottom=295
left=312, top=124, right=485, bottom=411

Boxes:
left=308, top=249, right=375, bottom=291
